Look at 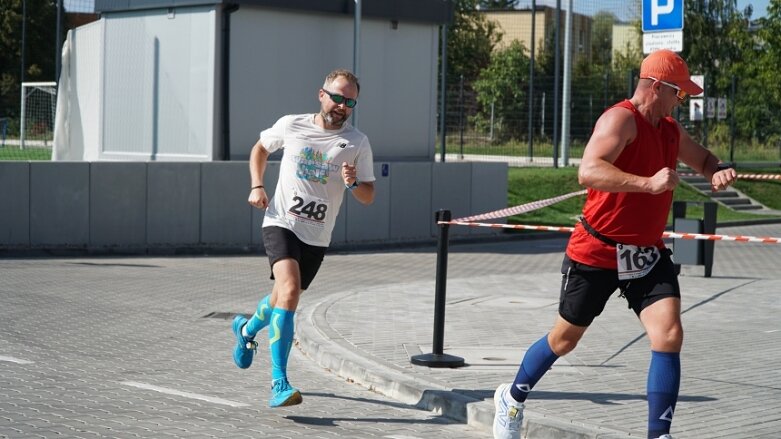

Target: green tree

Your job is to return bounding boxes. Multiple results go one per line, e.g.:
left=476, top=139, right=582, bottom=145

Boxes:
left=591, top=11, right=616, bottom=69
left=735, top=0, right=781, bottom=142
left=683, top=0, right=743, bottom=90
left=446, top=0, right=503, bottom=82
left=682, top=0, right=781, bottom=143
left=0, top=0, right=58, bottom=124
left=472, top=40, right=531, bottom=141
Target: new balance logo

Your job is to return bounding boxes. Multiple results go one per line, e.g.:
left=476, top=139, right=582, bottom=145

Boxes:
left=659, top=406, right=674, bottom=422
left=514, top=383, right=531, bottom=393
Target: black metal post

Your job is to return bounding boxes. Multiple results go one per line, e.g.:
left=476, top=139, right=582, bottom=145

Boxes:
left=552, top=0, right=561, bottom=168
left=410, top=210, right=464, bottom=368
left=439, top=24, right=448, bottom=163
left=221, top=3, right=239, bottom=160
left=729, top=75, right=736, bottom=163
left=458, top=74, right=464, bottom=159
left=702, top=202, right=717, bottom=278
left=527, top=0, right=535, bottom=161
left=703, top=76, right=708, bottom=149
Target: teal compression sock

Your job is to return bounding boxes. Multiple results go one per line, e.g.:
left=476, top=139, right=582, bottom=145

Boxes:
left=269, top=308, right=295, bottom=381
left=244, top=295, right=272, bottom=338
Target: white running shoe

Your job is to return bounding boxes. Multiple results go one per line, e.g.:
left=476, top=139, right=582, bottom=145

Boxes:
left=493, top=383, right=525, bottom=439
left=654, top=435, right=673, bottom=439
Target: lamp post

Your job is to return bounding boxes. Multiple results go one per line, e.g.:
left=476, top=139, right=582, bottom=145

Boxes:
left=21, top=0, right=27, bottom=84
left=56, top=0, right=63, bottom=82
left=353, top=0, right=361, bottom=128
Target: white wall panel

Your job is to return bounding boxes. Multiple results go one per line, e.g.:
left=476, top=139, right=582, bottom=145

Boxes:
left=229, top=8, right=437, bottom=161
left=101, top=6, right=217, bottom=160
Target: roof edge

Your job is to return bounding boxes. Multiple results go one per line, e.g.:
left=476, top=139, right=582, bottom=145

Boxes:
left=95, top=0, right=453, bottom=24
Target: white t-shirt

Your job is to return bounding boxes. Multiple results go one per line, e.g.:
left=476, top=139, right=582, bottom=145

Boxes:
left=260, top=114, right=375, bottom=247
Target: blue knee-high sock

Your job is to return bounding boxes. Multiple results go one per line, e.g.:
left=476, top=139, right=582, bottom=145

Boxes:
left=244, top=295, right=273, bottom=337
left=269, top=308, right=295, bottom=381
left=647, top=351, right=680, bottom=439
left=509, top=334, right=559, bottom=402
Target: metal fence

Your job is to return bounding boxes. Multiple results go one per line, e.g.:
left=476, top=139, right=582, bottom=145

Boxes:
left=3, top=1, right=780, bottom=165
left=438, top=2, right=781, bottom=167
left=440, top=72, right=635, bottom=165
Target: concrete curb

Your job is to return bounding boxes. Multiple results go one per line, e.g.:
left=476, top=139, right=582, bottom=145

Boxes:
left=295, top=290, right=632, bottom=439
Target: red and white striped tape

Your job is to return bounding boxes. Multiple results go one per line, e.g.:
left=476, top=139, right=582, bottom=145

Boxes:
left=734, top=173, right=781, bottom=181
left=680, top=172, right=781, bottom=181
left=452, top=190, right=587, bottom=222
left=441, top=221, right=781, bottom=244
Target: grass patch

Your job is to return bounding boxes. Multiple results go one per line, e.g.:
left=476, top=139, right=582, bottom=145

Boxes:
left=734, top=180, right=781, bottom=210
left=505, top=167, right=781, bottom=231
left=0, top=147, right=51, bottom=161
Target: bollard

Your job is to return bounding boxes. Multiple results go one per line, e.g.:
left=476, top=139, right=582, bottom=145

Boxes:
left=410, top=209, right=465, bottom=368
left=672, top=201, right=717, bottom=277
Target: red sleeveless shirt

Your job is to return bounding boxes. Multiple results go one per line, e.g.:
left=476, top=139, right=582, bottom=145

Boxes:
left=566, top=100, right=680, bottom=269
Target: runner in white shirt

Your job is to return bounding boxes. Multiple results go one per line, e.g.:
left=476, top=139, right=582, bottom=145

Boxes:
left=261, top=112, right=374, bottom=247
left=231, top=70, right=375, bottom=408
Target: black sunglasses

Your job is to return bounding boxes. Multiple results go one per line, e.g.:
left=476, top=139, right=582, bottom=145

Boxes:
left=322, top=89, right=357, bottom=108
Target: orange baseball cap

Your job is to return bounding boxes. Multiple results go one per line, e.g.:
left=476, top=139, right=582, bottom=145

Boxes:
left=640, top=49, right=703, bottom=95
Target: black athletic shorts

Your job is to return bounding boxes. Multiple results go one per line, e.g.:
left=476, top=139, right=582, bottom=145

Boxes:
left=558, top=248, right=680, bottom=327
left=262, top=226, right=327, bottom=291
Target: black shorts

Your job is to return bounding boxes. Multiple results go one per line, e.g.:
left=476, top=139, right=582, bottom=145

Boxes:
left=262, top=226, right=327, bottom=291
left=558, top=249, right=680, bottom=327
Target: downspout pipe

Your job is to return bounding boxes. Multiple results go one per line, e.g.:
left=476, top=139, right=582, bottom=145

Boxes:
left=220, top=3, right=239, bottom=160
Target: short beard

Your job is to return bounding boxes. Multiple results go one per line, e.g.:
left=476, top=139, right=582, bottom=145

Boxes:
left=320, top=110, right=345, bottom=128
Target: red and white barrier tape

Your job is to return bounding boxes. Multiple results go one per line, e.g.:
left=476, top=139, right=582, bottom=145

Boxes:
left=441, top=221, right=781, bottom=244
left=452, top=190, right=587, bottom=222
left=680, top=172, right=781, bottom=181
left=735, top=173, right=781, bottom=181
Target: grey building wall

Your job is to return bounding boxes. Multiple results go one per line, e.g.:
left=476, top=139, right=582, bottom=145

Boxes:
left=1, top=161, right=507, bottom=254
left=61, top=2, right=447, bottom=162
left=228, top=7, right=439, bottom=161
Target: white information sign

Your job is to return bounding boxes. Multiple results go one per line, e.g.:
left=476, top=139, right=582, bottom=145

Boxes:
left=717, top=98, right=728, bottom=120
left=643, top=31, right=684, bottom=54
left=690, top=99, right=703, bottom=121
left=706, top=98, right=716, bottom=119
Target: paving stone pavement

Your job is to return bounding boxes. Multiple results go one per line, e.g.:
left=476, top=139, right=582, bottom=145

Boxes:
left=2, top=222, right=781, bottom=438
left=0, top=255, right=483, bottom=438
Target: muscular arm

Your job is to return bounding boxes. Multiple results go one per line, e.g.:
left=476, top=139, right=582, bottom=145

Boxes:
left=676, top=122, right=736, bottom=191
left=578, top=108, right=678, bottom=194
left=248, top=139, right=269, bottom=209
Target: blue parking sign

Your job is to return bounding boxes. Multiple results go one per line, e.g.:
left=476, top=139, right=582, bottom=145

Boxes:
left=642, top=0, right=684, bottom=32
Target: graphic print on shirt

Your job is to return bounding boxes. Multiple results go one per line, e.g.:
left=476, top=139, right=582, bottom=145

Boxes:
left=286, top=146, right=341, bottom=229
left=294, top=147, right=331, bottom=184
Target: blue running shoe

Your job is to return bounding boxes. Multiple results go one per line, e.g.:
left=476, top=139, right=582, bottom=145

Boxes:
left=269, top=378, right=302, bottom=407
left=232, top=315, right=257, bottom=369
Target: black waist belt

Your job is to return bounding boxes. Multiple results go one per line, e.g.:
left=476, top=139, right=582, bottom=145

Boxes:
left=579, top=215, right=619, bottom=247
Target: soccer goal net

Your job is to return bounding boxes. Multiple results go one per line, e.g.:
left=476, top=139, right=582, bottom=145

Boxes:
left=20, top=81, right=57, bottom=150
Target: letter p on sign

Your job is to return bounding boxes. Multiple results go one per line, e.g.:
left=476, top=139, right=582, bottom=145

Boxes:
left=642, top=0, right=684, bottom=32
left=652, top=0, right=674, bottom=25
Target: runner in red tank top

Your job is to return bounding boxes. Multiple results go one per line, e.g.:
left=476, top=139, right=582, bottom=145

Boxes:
left=567, top=99, right=680, bottom=269
left=493, top=50, right=737, bottom=439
